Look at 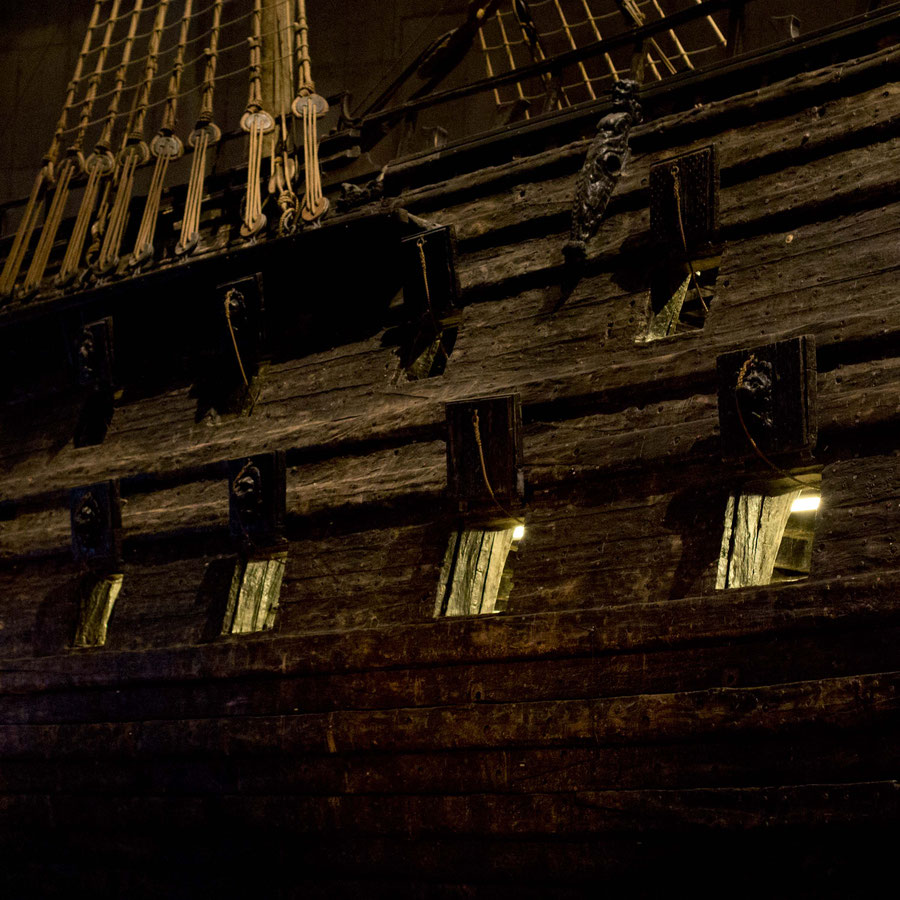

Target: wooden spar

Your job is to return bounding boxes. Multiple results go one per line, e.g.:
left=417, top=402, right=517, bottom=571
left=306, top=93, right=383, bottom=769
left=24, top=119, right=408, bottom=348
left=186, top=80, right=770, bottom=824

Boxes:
left=363, top=0, right=740, bottom=128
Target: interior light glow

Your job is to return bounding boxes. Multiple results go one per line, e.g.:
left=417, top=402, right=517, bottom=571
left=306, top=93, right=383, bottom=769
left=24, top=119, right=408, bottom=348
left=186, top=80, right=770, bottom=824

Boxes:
left=791, top=495, right=821, bottom=513
left=512, top=525, right=525, bottom=541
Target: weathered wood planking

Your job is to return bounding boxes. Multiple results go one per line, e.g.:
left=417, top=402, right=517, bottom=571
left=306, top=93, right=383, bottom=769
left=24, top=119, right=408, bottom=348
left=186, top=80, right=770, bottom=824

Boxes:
left=1, top=81, right=898, bottom=508
left=4, top=329, right=900, bottom=563
left=1, top=781, right=898, bottom=834
left=2, top=620, right=899, bottom=727
left=1, top=42, right=899, bottom=893
left=4, top=564, right=900, bottom=692
left=395, top=47, right=900, bottom=214
left=2, top=382, right=899, bottom=657
left=2, top=726, right=900, bottom=798
left=1, top=199, right=897, bottom=524
left=431, top=80, right=900, bottom=248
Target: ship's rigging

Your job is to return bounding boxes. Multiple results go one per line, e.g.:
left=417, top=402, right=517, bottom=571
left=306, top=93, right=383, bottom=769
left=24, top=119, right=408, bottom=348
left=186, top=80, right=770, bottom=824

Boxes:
left=0, top=1, right=874, bottom=302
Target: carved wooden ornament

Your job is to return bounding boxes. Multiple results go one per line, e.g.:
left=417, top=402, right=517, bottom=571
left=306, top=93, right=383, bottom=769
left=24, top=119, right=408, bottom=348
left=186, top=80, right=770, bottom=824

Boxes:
left=73, top=317, right=115, bottom=389
left=70, top=480, right=122, bottom=568
left=228, top=451, right=286, bottom=545
left=716, top=336, right=817, bottom=461
left=214, top=273, right=264, bottom=380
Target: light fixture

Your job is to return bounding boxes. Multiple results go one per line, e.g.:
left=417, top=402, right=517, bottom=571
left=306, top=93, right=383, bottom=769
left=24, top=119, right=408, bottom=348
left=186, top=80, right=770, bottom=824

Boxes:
left=512, top=524, right=525, bottom=541
left=790, top=494, right=821, bottom=513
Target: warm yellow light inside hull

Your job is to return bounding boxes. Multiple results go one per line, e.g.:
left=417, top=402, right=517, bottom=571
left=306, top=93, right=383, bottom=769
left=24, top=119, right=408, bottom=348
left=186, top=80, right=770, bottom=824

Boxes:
left=791, top=495, right=821, bottom=513
left=512, top=524, right=525, bottom=541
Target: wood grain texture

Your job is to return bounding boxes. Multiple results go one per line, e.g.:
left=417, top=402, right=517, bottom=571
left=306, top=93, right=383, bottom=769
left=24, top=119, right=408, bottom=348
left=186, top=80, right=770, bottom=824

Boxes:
left=1, top=42, right=900, bottom=894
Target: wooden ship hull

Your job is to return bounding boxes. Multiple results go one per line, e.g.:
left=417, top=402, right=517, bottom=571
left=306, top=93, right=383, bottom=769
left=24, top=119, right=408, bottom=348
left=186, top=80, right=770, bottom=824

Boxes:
left=1, top=2, right=899, bottom=895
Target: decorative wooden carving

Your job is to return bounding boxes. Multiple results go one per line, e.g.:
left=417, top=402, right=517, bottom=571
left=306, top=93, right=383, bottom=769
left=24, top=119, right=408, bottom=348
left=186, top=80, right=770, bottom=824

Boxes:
left=73, top=317, right=114, bottom=388
left=716, top=336, right=817, bottom=461
left=70, top=480, right=122, bottom=569
left=563, top=79, right=641, bottom=268
left=336, top=175, right=383, bottom=212
left=650, top=145, right=719, bottom=255
left=217, top=274, right=263, bottom=377
left=228, top=451, right=286, bottom=545
left=446, top=395, right=523, bottom=521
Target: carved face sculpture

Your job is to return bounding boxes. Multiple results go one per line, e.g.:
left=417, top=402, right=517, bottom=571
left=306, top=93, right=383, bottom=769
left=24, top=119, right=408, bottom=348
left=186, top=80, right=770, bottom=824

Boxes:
left=597, top=113, right=633, bottom=175
left=736, top=357, right=775, bottom=432
left=225, top=288, right=246, bottom=334
left=232, top=460, right=263, bottom=526
left=611, top=78, right=641, bottom=123
left=73, top=492, right=103, bottom=552
left=77, top=330, right=96, bottom=383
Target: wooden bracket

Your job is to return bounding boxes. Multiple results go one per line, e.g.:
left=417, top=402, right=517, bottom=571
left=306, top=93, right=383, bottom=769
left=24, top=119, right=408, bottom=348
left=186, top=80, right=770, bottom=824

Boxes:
left=70, top=480, right=122, bottom=569
left=401, top=226, right=459, bottom=322
left=716, top=336, right=817, bottom=461
left=446, top=395, right=524, bottom=523
left=650, top=145, right=719, bottom=256
left=228, top=450, right=286, bottom=546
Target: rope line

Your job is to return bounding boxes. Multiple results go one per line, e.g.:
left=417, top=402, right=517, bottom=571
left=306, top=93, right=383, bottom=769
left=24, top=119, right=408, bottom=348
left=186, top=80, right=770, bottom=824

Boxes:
left=481, top=0, right=727, bottom=112
left=416, top=236, right=452, bottom=365
left=58, top=0, right=146, bottom=285
left=19, top=0, right=123, bottom=294
left=94, top=0, right=170, bottom=274
left=648, top=0, right=694, bottom=70
left=87, top=0, right=237, bottom=66
left=52, top=32, right=301, bottom=140
left=551, top=0, right=597, bottom=99
left=477, top=27, right=505, bottom=110
left=292, top=0, right=328, bottom=224
left=497, top=4, right=531, bottom=108
left=49, top=0, right=107, bottom=164
left=0, top=0, right=103, bottom=296
left=734, top=355, right=812, bottom=489
left=670, top=166, right=709, bottom=313
left=472, top=409, right=523, bottom=524
left=240, top=0, right=274, bottom=238
left=130, top=0, right=193, bottom=267
left=224, top=288, right=250, bottom=388
left=271, top=0, right=298, bottom=235
left=71, top=0, right=125, bottom=154
left=177, top=0, right=223, bottom=255
left=576, top=0, right=621, bottom=81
